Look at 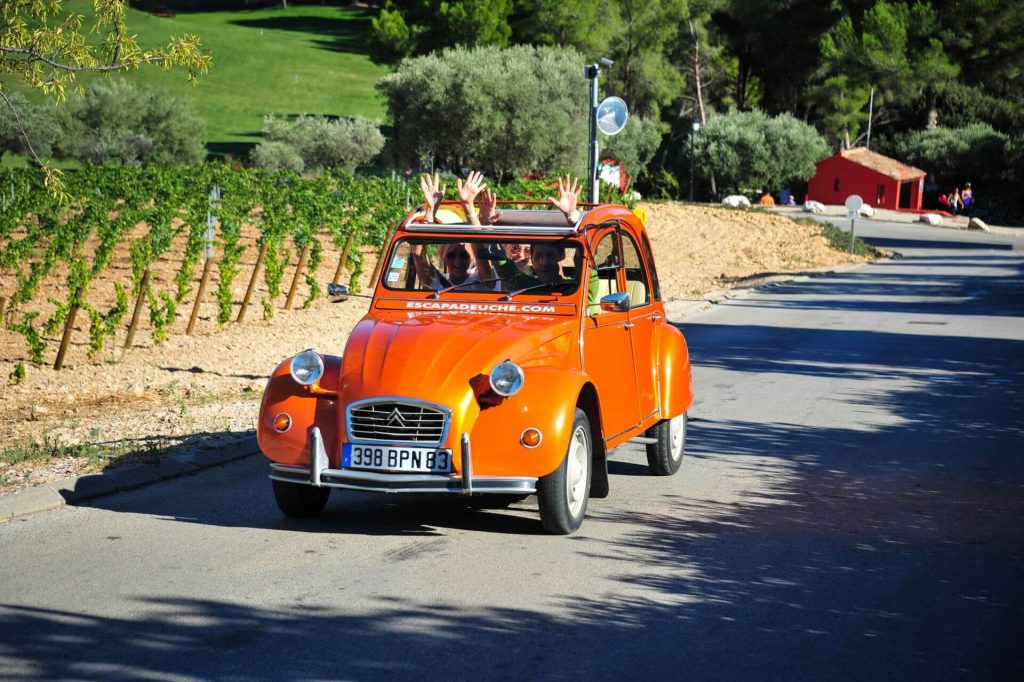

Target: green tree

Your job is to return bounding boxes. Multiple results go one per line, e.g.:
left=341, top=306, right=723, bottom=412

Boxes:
left=510, top=0, right=616, bottom=56
left=604, top=0, right=687, bottom=119
left=884, top=124, right=1010, bottom=186
left=377, top=45, right=588, bottom=180
left=54, top=79, right=206, bottom=165
left=817, top=1, right=958, bottom=137
left=812, top=74, right=872, bottom=150
left=368, top=0, right=513, bottom=63
left=691, top=109, right=829, bottom=196
left=0, top=1, right=210, bottom=193
left=369, top=4, right=418, bottom=64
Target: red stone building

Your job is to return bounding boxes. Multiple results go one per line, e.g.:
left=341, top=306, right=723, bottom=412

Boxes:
left=807, top=148, right=926, bottom=211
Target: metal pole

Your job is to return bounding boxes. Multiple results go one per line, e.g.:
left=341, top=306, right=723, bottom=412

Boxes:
left=849, top=217, right=856, bottom=253
left=588, top=70, right=600, bottom=203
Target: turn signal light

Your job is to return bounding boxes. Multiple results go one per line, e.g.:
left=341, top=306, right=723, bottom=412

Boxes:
left=521, top=428, right=542, bottom=448
left=273, top=413, right=292, bottom=433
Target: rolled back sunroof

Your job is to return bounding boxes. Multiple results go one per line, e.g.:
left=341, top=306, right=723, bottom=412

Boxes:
left=404, top=208, right=589, bottom=235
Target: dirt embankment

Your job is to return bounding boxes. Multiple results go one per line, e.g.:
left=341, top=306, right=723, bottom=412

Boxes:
left=0, top=202, right=867, bottom=494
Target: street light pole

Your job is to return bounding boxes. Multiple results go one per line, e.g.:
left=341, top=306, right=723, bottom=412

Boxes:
left=585, top=58, right=614, bottom=203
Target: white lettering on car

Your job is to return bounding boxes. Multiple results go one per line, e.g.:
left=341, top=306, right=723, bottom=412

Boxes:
left=405, top=301, right=558, bottom=314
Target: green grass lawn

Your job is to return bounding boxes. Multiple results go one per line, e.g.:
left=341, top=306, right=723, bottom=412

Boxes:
left=1, top=2, right=391, bottom=153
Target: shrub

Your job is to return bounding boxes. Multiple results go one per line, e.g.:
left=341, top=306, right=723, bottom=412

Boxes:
left=250, top=140, right=305, bottom=173
left=251, top=115, right=384, bottom=173
left=600, top=116, right=663, bottom=187
left=55, top=79, right=206, bottom=165
left=883, top=124, right=1010, bottom=186
left=0, top=92, right=61, bottom=160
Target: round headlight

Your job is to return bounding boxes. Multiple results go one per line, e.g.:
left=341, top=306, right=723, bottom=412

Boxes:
left=489, top=360, right=524, bottom=397
left=290, top=349, right=324, bottom=386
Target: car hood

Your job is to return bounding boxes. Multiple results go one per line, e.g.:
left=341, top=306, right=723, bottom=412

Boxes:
left=340, top=309, right=578, bottom=402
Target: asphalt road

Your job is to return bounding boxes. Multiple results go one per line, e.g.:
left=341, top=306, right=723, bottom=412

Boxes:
left=1, top=220, right=1022, bottom=680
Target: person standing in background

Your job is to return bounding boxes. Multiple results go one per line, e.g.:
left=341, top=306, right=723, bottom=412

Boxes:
left=961, top=183, right=974, bottom=215
left=949, top=188, right=963, bottom=215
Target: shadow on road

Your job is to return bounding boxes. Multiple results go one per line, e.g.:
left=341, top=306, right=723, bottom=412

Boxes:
left=7, top=248, right=1021, bottom=678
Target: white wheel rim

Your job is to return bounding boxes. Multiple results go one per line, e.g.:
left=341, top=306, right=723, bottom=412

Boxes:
left=669, top=414, right=685, bottom=461
left=565, top=426, right=589, bottom=517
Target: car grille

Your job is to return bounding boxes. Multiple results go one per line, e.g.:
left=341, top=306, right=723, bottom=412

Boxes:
left=348, top=401, right=448, bottom=444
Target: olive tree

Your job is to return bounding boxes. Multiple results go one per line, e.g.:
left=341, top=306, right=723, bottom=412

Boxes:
left=251, top=115, right=385, bottom=173
left=55, top=79, right=206, bottom=165
left=377, top=45, right=588, bottom=180
left=692, top=110, right=830, bottom=196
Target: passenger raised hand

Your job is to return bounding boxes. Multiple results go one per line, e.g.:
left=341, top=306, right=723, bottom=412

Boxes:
left=480, top=187, right=502, bottom=226
left=419, top=173, right=446, bottom=223
left=547, top=175, right=582, bottom=224
left=456, top=170, right=486, bottom=225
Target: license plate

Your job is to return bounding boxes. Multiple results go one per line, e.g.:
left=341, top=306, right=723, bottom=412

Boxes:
left=342, top=444, right=452, bottom=473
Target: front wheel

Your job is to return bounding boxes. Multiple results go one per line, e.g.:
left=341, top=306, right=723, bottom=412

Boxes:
left=537, top=409, right=592, bottom=534
left=645, top=412, right=687, bottom=476
left=272, top=479, right=331, bottom=518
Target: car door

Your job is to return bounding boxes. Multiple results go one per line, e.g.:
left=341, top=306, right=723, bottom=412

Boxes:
left=582, top=229, right=641, bottom=440
left=620, top=229, right=659, bottom=422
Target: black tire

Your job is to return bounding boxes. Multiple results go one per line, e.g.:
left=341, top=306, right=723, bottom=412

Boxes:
left=537, top=409, right=592, bottom=534
left=645, top=412, right=687, bottom=476
left=272, top=479, right=331, bottom=518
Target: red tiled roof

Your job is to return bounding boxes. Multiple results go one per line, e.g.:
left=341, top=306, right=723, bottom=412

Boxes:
left=838, top=147, right=925, bottom=181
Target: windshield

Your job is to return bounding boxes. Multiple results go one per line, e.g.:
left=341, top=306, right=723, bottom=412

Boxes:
left=382, top=238, right=583, bottom=296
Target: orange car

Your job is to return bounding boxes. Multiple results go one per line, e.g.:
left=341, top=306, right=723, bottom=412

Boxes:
left=257, top=202, right=693, bottom=534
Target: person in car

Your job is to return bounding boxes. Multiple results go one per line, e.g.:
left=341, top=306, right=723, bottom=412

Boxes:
left=414, top=171, right=498, bottom=291
left=411, top=241, right=499, bottom=292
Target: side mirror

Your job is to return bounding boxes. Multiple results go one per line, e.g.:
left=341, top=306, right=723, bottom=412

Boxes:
left=327, top=283, right=349, bottom=302
left=600, top=292, right=630, bottom=313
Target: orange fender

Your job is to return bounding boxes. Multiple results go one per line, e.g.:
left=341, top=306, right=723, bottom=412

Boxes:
left=257, top=355, right=342, bottom=467
left=658, top=324, right=694, bottom=419
left=469, top=367, right=585, bottom=478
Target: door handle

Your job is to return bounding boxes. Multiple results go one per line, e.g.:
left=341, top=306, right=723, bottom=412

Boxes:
left=652, top=312, right=663, bottom=321
left=624, top=322, right=635, bottom=329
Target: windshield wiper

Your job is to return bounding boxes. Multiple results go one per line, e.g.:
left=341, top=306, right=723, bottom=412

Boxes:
left=432, top=277, right=505, bottom=297
left=503, top=280, right=574, bottom=300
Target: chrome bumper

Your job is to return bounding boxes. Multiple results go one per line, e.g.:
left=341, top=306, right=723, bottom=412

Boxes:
left=268, top=427, right=537, bottom=495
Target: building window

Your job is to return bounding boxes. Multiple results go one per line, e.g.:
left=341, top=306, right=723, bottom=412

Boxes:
left=833, top=178, right=840, bottom=192
left=876, top=184, right=885, bottom=205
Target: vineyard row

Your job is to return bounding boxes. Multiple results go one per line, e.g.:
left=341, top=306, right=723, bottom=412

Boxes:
left=0, top=165, right=412, bottom=372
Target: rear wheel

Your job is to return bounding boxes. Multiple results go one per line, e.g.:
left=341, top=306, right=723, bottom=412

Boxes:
left=645, top=412, right=687, bottom=476
left=537, top=409, right=592, bottom=534
left=272, top=479, right=330, bottom=518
